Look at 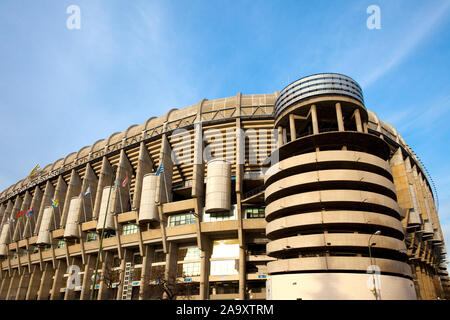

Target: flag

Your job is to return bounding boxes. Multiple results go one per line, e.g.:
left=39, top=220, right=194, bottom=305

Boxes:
left=29, top=164, right=40, bottom=177
left=155, top=163, right=164, bottom=176
left=17, top=211, right=23, bottom=220
left=122, top=174, right=129, bottom=187
left=51, top=198, right=59, bottom=208
left=84, top=185, right=91, bottom=197
left=26, top=207, right=34, bottom=217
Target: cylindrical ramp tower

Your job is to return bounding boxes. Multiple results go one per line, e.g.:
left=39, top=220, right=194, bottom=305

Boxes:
left=205, top=160, right=231, bottom=213
left=97, top=186, right=116, bottom=231
left=0, top=223, right=11, bottom=257
left=36, top=206, right=54, bottom=246
left=265, top=73, right=417, bottom=300
left=64, top=197, right=82, bottom=239
left=138, top=173, right=159, bottom=222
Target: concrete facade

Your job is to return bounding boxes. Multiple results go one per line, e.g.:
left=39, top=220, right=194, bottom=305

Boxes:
left=0, top=73, right=448, bottom=300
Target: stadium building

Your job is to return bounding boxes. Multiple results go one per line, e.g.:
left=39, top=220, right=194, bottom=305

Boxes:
left=0, top=73, right=448, bottom=300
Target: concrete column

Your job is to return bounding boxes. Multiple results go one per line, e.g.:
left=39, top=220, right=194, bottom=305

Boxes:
left=98, top=251, right=114, bottom=300
left=15, top=266, right=31, bottom=300
left=277, top=127, right=283, bottom=148
left=61, top=170, right=82, bottom=228
left=37, top=262, right=54, bottom=300
left=13, top=192, right=32, bottom=241
left=111, top=150, right=133, bottom=215
left=133, top=142, right=154, bottom=210
left=139, top=245, right=155, bottom=300
left=53, top=176, right=68, bottom=227
left=310, top=104, right=319, bottom=134
left=0, top=272, right=11, bottom=299
left=11, top=196, right=23, bottom=242
left=163, top=241, right=178, bottom=299
left=80, top=254, right=96, bottom=300
left=80, top=164, right=99, bottom=222
left=199, top=237, right=211, bottom=300
left=6, top=268, right=20, bottom=300
left=354, top=108, right=363, bottom=132
left=35, top=181, right=55, bottom=235
left=24, top=186, right=42, bottom=238
left=50, top=259, right=67, bottom=300
left=93, top=157, right=114, bottom=220
left=25, top=264, right=42, bottom=300
left=335, top=103, right=344, bottom=131
left=239, top=239, right=246, bottom=300
left=289, top=113, right=296, bottom=141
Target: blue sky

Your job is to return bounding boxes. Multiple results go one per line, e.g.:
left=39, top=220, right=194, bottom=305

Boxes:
left=0, top=0, right=449, bottom=254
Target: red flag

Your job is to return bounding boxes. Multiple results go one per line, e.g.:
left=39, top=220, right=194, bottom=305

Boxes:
left=17, top=211, right=24, bottom=220
left=122, top=174, right=129, bottom=187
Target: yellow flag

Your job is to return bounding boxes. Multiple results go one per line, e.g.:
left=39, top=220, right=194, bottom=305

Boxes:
left=29, top=164, right=40, bottom=177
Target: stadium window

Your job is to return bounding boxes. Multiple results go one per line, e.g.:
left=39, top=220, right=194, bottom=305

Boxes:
left=168, top=213, right=196, bottom=227
left=56, top=240, right=66, bottom=249
left=86, top=231, right=98, bottom=242
left=245, top=207, right=265, bottom=219
left=122, top=223, right=138, bottom=235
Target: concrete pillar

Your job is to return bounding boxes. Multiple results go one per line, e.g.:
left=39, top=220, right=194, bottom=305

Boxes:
left=53, top=176, right=68, bottom=227
left=139, top=245, right=155, bottom=300
left=277, top=127, right=283, bottom=148
left=335, top=103, right=344, bottom=131
left=133, top=142, right=154, bottom=210
left=199, top=237, right=211, bottom=300
left=61, top=170, right=82, bottom=228
left=11, top=196, right=23, bottom=242
left=37, top=262, right=54, bottom=300
left=93, top=157, right=114, bottom=220
left=23, top=186, right=43, bottom=238
left=50, top=259, right=67, bottom=300
left=0, top=271, right=12, bottom=299
left=15, top=266, right=31, bottom=300
left=354, top=108, right=363, bottom=132
left=13, top=192, right=32, bottom=241
left=35, top=181, right=55, bottom=235
left=289, top=113, right=296, bottom=141
left=25, top=264, right=42, bottom=300
left=163, top=241, right=178, bottom=299
left=6, top=268, right=20, bottom=300
left=80, top=254, right=97, bottom=300
left=80, top=164, right=99, bottom=222
left=98, top=251, right=114, bottom=300
left=310, top=104, right=319, bottom=134
left=239, top=239, right=246, bottom=300
left=111, top=150, right=133, bottom=215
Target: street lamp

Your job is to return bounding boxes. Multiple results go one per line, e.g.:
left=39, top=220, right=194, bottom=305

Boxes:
left=368, top=230, right=381, bottom=300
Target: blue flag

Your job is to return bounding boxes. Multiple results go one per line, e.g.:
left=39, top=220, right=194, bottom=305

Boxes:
left=155, top=163, right=164, bottom=176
